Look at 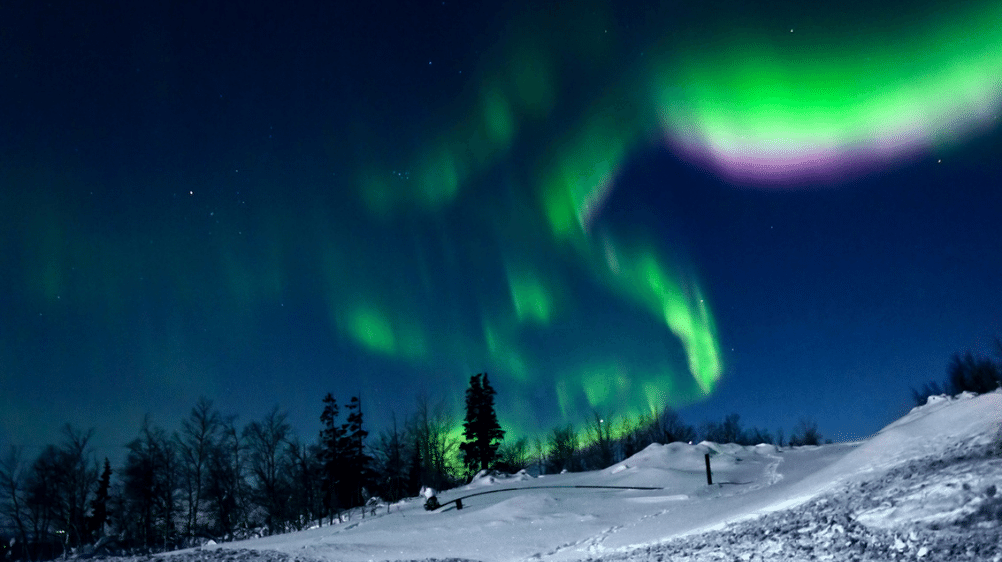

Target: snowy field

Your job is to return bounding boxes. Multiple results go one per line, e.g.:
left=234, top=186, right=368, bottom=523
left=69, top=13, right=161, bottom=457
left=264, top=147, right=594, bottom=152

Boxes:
left=155, top=391, right=1001, bottom=562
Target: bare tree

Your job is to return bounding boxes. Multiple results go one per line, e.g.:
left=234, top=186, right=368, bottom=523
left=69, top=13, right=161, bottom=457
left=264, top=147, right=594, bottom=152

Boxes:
left=175, top=398, right=221, bottom=539
left=584, top=411, right=615, bottom=469
left=372, top=414, right=410, bottom=502
left=546, top=425, right=578, bottom=473
left=649, top=406, right=696, bottom=444
left=16, top=426, right=98, bottom=555
left=532, top=436, right=546, bottom=475
left=25, top=445, right=61, bottom=557
left=948, top=352, right=1002, bottom=394
left=745, top=427, right=774, bottom=445
left=203, top=415, right=245, bottom=539
left=618, top=415, right=641, bottom=459
left=789, top=418, right=822, bottom=446
left=408, top=395, right=459, bottom=490
left=54, top=425, right=98, bottom=549
left=0, top=446, right=30, bottom=559
left=720, top=414, right=744, bottom=445
left=121, top=417, right=180, bottom=551
left=284, top=437, right=321, bottom=530
left=243, top=407, right=292, bottom=535
left=495, top=437, right=530, bottom=473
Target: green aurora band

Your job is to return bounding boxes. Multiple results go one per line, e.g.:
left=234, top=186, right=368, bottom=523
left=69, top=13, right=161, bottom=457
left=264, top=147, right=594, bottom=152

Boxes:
left=654, top=2, right=1002, bottom=184
left=5, top=1, right=1000, bottom=443
left=340, top=1, right=1001, bottom=436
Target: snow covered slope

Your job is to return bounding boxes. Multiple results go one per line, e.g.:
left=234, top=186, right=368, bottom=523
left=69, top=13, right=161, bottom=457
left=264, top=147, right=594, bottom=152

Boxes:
left=173, top=390, right=1001, bottom=562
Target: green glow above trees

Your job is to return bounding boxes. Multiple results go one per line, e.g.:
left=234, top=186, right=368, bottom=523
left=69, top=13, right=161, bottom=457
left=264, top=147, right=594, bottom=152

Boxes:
left=346, top=306, right=397, bottom=356
left=506, top=269, right=553, bottom=325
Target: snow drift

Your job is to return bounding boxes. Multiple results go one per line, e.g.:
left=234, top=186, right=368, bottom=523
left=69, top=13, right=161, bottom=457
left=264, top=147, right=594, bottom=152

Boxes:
left=163, top=390, right=1001, bottom=562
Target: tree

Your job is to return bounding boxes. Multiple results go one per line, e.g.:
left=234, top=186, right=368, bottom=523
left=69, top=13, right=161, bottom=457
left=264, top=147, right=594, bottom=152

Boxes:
left=243, top=407, right=292, bottom=535
left=203, top=415, right=245, bottom=539
left=121, top=417, right=179, bottom=550
left=88, top=458, right=112, bottom=538
left=584, top=411, right=615, bottom=469
left=372, top=415, right=410, bottom=502
left=406, top=433, right=423, bottom=496
left=284, top=438, right=321, bottom=530
left=338, top=396, right=375, bottom=509
left=495, top=437, right=530, bottom=473
left=532, top=437, right=546, bottom=475
left=409, top=394, right=460, bottom=490
left=459, top=373, right=505, bottom=476
left=720, top=414, right=744, bottom=445
left=546, top=425, right=578, bottom=473
left=910, top=380, right=946, bottom=407
left=24, top=445, right=60, bottom=556
left=619, top=415, right=641, bottom=460
left=317, top=393, right=346, bottom=522
left=20, top=426, right=99, bottom=553
left=649, top=407, right=696, bottom=444
left=176, top=397, right=221, bottom=539
left=789, top=418, right=822, bottom=446
left=699, top=420, right=723, bottom=443
left=0, top=446, right=30, bottom=560
left=745, top=427, right=774, bottom=445
left=947, top=352, right=1002, bottom=394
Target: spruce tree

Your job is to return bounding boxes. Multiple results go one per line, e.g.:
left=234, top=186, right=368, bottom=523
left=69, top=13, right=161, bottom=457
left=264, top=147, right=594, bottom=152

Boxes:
left=459, top=374, right=483, bottom=476
left=89, top=458, right=112, bottom=537
left=460, top=373, right=505, bottom=475
left=339, top=396, right=375, bottom=509
left=317, top=393, right=345, bottom=522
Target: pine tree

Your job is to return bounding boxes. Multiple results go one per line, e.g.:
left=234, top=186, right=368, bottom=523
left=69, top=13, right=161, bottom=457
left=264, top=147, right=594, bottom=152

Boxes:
left=317, top=393, right=345, bottom=522
left=460, top=373, right=505, bottom=475
left=88, top=458, right=112, bottom=538
left=339, top=396, right=375, bottom=509
left=406, top=433, right=423, bottom=496
left=459, top=374, right=484, bottom=476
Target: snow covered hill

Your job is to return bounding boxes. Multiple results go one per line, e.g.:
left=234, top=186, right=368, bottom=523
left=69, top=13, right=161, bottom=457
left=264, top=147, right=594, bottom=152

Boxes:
left=165, top=390, right=1002, bottom=562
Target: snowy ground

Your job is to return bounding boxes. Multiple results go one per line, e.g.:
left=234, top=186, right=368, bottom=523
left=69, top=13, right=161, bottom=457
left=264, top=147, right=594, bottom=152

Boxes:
left=152, top=391, right=1001, bottom=562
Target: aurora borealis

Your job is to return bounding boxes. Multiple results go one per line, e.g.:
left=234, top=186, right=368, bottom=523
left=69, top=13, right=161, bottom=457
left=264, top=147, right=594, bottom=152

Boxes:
left=2, top=0, right=1001, bottom=460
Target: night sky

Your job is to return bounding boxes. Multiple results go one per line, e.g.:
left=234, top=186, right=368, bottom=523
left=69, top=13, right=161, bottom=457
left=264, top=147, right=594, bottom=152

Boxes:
left=2, top=0, right=1001, bottom=463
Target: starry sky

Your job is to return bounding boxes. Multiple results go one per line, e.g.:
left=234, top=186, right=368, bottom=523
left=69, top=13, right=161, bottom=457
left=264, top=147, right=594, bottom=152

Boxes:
left=2, top=0, right=1001, bottom=463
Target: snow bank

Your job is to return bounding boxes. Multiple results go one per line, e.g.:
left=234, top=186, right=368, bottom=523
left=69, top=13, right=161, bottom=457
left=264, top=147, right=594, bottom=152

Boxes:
left=186, top=390, right=1001, bottom=562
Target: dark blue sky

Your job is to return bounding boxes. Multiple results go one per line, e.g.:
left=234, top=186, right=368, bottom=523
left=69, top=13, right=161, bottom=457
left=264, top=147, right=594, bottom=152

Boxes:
left=1, top=0, right=1000, bottom=463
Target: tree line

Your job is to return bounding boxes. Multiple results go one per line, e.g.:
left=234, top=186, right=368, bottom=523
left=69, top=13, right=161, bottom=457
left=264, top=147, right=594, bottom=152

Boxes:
left=910, top=338, right=1002, bottom=406
left=0, top=376, right=825, bottom=561
left=0, top=391, right=470, bottom=560
left=0, top=375, right=817, bottom=561
left=523, top=407, right=826, bottom=476
left=5, top=344, right=999, bottom=561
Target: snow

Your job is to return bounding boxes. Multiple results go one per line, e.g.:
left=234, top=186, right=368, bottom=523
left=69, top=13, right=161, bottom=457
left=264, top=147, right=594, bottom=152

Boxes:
left=161, top=390, right=1002, bottom=562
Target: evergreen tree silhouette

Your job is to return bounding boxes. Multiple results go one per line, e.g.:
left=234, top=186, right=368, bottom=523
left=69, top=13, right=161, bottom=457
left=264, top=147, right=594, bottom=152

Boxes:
left=89, top=458, right=112, bottom=537
left=460, top=373, right=505, bottom=475
left=339, top=396, right=375, bottom=509
left=317, top=393, right=345, bottom=522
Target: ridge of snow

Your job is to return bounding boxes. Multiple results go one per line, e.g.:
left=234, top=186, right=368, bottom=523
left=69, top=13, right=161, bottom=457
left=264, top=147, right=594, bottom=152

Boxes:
left=171, top=390, right=1002, bottom=562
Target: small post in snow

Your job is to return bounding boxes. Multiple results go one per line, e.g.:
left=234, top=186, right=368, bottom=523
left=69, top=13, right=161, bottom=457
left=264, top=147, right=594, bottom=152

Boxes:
left=705, top=453, right=712, bottom=485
